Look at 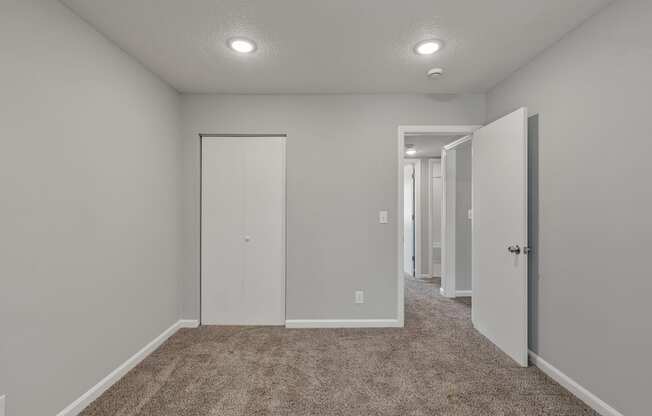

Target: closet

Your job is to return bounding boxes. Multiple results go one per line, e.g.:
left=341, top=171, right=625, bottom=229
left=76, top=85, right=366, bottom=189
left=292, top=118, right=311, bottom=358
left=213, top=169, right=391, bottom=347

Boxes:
left=201, top=136, right=286, bottom=325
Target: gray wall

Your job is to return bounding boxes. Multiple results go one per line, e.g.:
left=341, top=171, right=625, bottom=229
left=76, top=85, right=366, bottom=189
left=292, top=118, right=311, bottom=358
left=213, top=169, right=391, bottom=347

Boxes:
left=180, top=94, right=485, bottom=320
left=0, top=1, right=181, bottom=415
left=487, top=1, right=652, bottom=414
left=454, top=142, right=472, bottom=292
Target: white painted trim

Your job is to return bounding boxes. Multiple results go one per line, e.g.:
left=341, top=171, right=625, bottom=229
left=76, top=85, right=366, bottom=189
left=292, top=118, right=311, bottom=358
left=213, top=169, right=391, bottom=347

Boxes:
left=403, top=158, right=422, bottom=277
left=401, top=125, right=483, bottom=135
left=427, top=159, right=433, bottom=277
left=285, top=319, right=402, bottom=329
left=441, top=135, right=474, bottom=299
left=426, top=158, right=441, bottom=278
left=529, top=351, right=624, bottom=416
left=440, top=146, right=456, bottom=298
left=179, top=319, right=200, bottom=328
left=397, top=125, right=480, bottom=326
left=0, top=395, right=5, bottom=416
left=455, top=290, right=472, bottom=297
left=443, top=134, right=473, bottom=150
left=56, top=320, right=194, bottom=416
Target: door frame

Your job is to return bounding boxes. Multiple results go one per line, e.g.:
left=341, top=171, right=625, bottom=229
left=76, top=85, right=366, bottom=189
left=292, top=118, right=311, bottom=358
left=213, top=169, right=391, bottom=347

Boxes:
left=397, top=125, right=481, bottom=325
left=440, top=135, right=473, bottom=298
left=427, top=158, right=441, bottom=279
left=199, top=133, right=287, bottom=326
left=403, top=158, right=422, bottom=278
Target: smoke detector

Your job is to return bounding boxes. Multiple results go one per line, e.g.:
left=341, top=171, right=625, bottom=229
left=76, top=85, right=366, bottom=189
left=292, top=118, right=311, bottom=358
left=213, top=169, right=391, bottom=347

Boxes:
left=427, top=67, right=444, bottom=78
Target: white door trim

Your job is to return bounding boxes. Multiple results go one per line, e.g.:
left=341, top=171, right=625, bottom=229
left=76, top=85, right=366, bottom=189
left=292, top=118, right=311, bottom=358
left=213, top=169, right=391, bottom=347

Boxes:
left=441, top=146, right=456, bottom=297
left=397, top=125, right=481, bottom=325
left=403, top=158, right=422, bottom=277
left=440, top=135, right=473, bottom=298
left=427, top=158, right=439, bottom=278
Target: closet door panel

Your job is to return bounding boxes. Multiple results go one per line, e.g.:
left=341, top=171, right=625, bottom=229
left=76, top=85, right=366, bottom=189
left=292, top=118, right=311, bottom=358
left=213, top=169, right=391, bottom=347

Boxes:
left=201, top=138, right=245, bottom=325
left=243, top=138, right=285, bottom=325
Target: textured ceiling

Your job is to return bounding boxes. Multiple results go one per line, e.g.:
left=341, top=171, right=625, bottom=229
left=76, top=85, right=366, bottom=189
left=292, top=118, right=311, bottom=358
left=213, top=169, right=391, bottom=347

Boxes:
left=61, top=0, right=610, bottom=93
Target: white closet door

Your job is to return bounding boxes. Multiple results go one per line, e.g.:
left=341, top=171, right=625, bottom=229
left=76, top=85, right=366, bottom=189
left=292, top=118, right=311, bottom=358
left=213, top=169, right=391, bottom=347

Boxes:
left=201, top=137, right=285, bottom=325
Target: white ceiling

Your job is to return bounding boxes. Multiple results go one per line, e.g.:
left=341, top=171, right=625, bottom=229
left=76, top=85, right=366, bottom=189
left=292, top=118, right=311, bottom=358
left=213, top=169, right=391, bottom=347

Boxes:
left=405, top=135, right=463, bottom=158
left=61, top=0, right=610, bottom=94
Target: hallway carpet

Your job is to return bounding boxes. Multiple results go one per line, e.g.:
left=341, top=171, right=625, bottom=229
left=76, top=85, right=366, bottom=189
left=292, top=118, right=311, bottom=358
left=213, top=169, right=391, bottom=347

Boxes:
left=81, top=278, right=596, bottom=415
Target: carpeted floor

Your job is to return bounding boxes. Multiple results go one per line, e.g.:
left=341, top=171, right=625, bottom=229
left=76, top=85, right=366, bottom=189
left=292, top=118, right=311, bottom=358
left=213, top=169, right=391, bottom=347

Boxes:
left=81, top=277, right=597, bottom=415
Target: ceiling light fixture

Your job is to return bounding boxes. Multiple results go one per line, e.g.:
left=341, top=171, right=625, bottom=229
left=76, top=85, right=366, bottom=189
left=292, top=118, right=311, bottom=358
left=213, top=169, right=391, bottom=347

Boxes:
left=228, top=37, right=257, bottom=53
left=414, top=39, right=443, bottom=55
left=405, top=145, right=417, bottom=156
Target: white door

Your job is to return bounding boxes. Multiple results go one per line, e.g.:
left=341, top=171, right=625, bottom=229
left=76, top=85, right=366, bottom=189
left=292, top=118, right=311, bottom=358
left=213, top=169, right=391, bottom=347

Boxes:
left=472, top=107, right=528, bottom=366
left=201, top=136, right=285, bottom=325
left=403, top=163, right=415, bottom=276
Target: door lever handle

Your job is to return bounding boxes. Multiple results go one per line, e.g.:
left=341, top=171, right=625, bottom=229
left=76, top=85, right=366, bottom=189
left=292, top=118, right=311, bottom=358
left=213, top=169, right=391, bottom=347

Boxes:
left=507, top=245, right=521, bottom=254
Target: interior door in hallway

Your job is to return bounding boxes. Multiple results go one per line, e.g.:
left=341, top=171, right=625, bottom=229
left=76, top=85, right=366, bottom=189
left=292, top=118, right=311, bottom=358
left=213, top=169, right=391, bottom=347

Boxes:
left=472, top=108, right=528, bottom=366
left=403, top=163, right=415, bottom=276
left=201, top=136, right=285, bottom=325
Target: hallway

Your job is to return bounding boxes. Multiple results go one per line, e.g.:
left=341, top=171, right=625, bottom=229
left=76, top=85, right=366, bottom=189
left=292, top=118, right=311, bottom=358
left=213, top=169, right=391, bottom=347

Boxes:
left=81, top=278, right=596, bottom=416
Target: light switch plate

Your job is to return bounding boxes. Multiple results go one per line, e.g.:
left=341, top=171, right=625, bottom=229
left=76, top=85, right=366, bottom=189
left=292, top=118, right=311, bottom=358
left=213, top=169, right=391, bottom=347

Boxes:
left=355, top=290, right=364, bottom=304
left=379, top=210, right=388, bottom=224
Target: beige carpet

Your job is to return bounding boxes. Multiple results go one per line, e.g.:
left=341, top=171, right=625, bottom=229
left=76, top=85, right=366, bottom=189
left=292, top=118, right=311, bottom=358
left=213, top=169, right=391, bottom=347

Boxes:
left=81, top=277, right=597, bottom=415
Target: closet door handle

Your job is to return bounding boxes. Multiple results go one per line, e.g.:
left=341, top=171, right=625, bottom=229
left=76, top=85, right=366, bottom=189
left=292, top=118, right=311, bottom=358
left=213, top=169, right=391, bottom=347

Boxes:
left=507, top=245, right=521, bottom=254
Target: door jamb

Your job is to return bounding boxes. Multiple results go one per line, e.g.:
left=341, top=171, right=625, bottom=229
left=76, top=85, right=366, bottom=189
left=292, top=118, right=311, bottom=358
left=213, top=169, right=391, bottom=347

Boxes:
left=397, top=126, right=481, bottom=326
left=427, top=158, right=441, bottom=279
left=403, top=158, right=422, bottom=278
left=441, top=135, right=473, bottom=298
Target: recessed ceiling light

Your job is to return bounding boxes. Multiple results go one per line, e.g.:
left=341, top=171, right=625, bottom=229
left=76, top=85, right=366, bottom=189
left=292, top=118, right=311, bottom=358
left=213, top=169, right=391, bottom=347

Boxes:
left=405, top=145, right=417, bottom=156
left=414, top=39, right=443, bottom=55
left=228, top=37, right=257, bottom=53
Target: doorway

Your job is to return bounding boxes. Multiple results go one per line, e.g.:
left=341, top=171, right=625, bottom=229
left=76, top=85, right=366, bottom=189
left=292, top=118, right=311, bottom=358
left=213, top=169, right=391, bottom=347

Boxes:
left=397, top=126, right=480, bottom=326
left=200, top=135, right=286, bottom=326
left=397, top=108, right=529, bottom=367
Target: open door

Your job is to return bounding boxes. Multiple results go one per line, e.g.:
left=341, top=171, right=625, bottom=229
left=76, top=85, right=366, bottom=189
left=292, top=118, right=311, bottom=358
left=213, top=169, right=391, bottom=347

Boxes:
left=472, top=107, right=528, bottom=366
left=403, top=163, right=415, bottom=276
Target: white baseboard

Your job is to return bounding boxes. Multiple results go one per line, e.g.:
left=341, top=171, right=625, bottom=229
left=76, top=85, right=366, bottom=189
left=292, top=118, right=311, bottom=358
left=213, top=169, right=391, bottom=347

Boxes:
left=528, top=351, right=623, bottom=416
left=285, top=319, right=402, bottom=329
left=57, top=319, right=197, bottom=416
left=455, top=290, right=472, bottom=297
left=179, top=319, right=200, bottom=328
